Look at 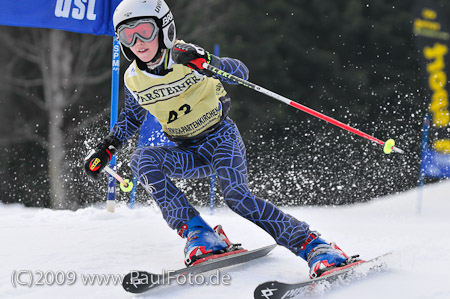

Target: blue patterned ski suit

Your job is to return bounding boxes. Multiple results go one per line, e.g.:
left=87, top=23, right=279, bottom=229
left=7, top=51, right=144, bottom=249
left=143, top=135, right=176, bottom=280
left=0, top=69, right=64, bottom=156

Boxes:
left=110, top=57, right=311, bottom=255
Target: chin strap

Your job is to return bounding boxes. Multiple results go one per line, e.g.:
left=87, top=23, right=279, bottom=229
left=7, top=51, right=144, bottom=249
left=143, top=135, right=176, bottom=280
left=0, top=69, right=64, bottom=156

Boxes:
left=146, top=48, right=167, bottom=70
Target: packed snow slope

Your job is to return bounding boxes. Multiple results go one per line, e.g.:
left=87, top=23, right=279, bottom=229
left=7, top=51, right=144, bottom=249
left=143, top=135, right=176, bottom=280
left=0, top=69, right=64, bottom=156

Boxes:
left=1, top=180, right=450, bottom=299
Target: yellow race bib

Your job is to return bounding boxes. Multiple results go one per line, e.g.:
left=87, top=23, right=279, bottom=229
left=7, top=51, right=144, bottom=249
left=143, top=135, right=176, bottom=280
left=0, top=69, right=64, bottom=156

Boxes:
left=125, top=59, right=227, bottom=138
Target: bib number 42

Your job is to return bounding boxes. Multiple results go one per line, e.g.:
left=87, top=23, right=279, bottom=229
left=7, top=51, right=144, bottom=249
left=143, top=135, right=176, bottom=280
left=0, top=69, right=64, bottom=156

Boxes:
left=167, top=104, right=192, bottom=124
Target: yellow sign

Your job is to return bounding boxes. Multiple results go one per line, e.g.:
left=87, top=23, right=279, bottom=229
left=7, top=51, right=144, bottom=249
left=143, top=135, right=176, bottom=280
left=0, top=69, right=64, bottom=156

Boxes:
left=417, top=6, right=450, bottom=154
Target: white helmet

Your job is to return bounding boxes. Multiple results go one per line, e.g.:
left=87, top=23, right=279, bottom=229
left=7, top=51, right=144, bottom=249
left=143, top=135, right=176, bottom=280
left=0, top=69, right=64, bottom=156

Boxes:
left=113, top=0, right=176, bottom=61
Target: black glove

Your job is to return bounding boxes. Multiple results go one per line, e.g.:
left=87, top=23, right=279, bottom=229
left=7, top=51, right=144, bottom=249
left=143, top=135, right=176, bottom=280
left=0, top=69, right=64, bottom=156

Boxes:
left=84, top=136, right=120, bottom=181
left=172, top=43, right=220, bottom=76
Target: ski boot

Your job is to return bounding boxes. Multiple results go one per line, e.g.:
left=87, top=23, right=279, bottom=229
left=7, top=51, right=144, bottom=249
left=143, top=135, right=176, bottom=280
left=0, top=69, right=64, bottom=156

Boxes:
left=298, top=232, right=362, bottom=278
left=179, top=215, right=244, bottom=267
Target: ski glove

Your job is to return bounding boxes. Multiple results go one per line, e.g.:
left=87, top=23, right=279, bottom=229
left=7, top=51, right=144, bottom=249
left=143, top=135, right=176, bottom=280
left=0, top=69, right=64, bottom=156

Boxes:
left=172, top=43, right=220, bottom=76
left=84, top=136, right=120, bottom=181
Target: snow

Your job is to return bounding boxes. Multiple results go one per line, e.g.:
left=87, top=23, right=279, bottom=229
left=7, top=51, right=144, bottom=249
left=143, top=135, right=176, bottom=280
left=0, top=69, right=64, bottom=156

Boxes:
left=1, top=180, right=450, bottom=299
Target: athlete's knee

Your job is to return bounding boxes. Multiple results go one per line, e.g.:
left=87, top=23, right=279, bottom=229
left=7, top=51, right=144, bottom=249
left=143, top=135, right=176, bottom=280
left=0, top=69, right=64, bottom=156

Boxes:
left=223, top=188, right=254, bottom=211
left=129, top=148, right=162, bottom=175
left=129, top=148, right=143, bottom=174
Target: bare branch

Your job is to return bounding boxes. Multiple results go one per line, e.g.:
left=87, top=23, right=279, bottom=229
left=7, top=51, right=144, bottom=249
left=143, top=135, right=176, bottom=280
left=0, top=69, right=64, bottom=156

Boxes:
left=0, top=30, right=41, bottom=64
left=72, top=36, right=97, bottom=71
left=7, top=77, right=44, bottom=88
left=11, top=88, right=48, bottom=111
left=74, top=69, right=112, bottom=86
left=3, top=133, right=48, bottom=148
left=73, top=35, right=110, bottom=77
left=0, top=116, right=48, bottom=148
left=64, top=70, right=110, bottom=107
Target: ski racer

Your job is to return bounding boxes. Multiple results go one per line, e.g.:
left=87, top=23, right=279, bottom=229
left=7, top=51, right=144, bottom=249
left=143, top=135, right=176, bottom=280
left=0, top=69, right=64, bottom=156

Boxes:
left=84, top=0, right=358, bottom=278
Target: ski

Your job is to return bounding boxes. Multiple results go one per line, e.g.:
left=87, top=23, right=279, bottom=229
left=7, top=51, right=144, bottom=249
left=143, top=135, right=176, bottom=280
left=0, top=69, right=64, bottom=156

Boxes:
left=123, top=243, right=277, bottom=294
left=254, top=252, right=391, bottom=299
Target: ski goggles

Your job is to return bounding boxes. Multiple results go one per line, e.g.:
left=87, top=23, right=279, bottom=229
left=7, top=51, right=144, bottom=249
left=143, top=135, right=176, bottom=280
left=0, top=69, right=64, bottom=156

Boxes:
left=117, top=18, right=159, bottom=47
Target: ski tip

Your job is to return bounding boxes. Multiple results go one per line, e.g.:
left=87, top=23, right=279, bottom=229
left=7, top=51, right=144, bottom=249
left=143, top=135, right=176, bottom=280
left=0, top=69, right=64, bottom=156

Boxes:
left=259, top=244, right=277, bottom=255
left=265, top=244, right=277, bottom=250
left=254, top=281, right=284, bottom=299
left=253, top=252, right=392, bottom=299
left=122, top=271, right=159, bottom=294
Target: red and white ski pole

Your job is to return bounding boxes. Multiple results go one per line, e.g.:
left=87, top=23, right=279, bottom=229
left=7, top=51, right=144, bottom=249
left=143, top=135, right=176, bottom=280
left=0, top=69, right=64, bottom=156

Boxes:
left=203, top=63, right=404, bottom=154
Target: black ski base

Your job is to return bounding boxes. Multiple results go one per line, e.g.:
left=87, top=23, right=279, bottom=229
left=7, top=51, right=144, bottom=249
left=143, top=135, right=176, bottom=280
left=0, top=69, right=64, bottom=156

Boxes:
left=254, top=252, right=391, bottom=299
left=123, top=243, right=276, bottom=294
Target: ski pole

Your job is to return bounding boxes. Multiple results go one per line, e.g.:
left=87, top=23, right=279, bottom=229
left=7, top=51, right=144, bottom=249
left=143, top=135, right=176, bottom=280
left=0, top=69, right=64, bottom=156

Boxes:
left=202, top=63, right=404, bottom=154
left=104, top=165, right=134, bottom=192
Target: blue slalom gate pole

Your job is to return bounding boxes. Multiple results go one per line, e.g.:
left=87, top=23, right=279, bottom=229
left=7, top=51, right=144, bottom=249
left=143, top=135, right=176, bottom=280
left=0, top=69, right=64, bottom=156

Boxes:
left=107, top=38, right=121, bottom=212
left=128, top=174, right=137, bottom=209
left=417, top=113, right=431, bottom=215
left=209, top=175, right=216, bottom=215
